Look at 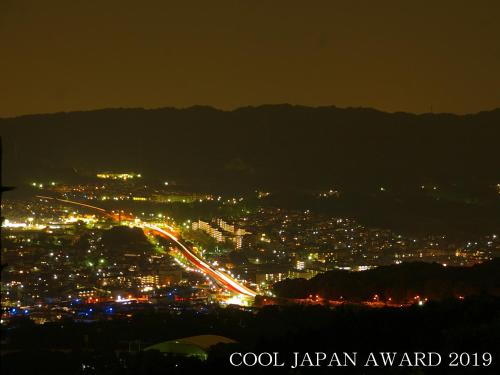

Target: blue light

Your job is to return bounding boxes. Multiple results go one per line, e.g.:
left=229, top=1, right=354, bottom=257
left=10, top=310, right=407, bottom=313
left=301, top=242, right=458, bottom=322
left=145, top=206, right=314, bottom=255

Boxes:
left=24, top=309, right=29, bottom=315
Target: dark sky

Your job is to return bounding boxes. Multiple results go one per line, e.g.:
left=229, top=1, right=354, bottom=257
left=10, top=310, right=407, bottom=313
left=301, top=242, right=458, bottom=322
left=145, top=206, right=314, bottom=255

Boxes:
left=1, top=0, right=499, bottom=117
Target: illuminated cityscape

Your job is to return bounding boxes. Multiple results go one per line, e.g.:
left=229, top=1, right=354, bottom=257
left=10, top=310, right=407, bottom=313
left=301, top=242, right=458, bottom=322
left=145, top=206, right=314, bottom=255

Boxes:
left=1, top=1, right=500, bottom=374
left=2, top=177, right=499, bottom=323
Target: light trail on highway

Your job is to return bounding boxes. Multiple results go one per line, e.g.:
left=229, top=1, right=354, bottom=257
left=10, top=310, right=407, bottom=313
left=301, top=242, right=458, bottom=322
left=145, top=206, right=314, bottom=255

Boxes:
left=36, top=196, right=257, bottom=297
left=143, top=224, right=256, bottom=296
left=36, top=196, right=109, bottom=214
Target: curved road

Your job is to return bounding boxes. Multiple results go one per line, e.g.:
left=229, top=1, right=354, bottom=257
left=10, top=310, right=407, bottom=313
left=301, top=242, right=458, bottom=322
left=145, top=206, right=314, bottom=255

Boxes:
left=36, top=196, right=257, bottom=297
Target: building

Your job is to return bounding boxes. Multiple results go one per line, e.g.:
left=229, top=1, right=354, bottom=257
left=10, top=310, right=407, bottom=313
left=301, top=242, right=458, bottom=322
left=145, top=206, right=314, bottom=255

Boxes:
left=217, top=219, right=235, bottom=234
left=96, top=172, right=141, bottom=180
left=192, top=220, right=224, bottom=242
left=296, top=260, right=305, bottom=270
left=144, top=335, right=237, bottom=360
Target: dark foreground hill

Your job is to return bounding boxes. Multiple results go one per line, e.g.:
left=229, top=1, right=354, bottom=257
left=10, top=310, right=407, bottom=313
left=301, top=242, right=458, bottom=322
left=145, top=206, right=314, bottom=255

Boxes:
left=2, top=296, right=499, bottom=374
left=273, top=258, right=500, bottom=302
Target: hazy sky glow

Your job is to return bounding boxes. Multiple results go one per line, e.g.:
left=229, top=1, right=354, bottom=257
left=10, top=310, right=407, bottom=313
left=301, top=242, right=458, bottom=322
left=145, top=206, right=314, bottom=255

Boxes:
left=1, top=0, right=499, bottom=117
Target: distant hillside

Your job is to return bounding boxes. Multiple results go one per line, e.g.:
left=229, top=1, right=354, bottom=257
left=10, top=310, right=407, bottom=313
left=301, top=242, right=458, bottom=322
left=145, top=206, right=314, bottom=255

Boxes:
left=1, top=105, right=499, bottom=237
left=1, top=105, right=499, bottom=189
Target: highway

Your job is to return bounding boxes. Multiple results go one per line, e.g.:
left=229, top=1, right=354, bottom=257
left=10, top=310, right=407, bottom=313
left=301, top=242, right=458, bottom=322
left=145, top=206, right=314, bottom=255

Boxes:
left=36, top=196, right=257, bottom=297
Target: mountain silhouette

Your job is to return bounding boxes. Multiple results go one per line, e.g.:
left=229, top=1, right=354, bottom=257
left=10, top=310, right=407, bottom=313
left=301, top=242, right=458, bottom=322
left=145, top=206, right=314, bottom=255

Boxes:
left=1, top=105, right=498, bottom=190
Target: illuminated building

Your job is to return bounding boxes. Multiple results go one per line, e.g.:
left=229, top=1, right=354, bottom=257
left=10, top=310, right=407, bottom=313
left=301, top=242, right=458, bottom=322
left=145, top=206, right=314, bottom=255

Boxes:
left=217, top=219, right=235, bottom=234
left=137, top=275, right=160, bottom=291
left=192, top=220, right=224, bottom=242
left=233, top=235, right=243, bottom=249
left=96, top=172, right=142, bottom=180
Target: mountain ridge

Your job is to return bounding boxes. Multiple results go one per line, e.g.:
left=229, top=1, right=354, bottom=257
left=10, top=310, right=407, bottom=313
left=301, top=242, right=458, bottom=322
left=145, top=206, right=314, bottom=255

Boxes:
left=2, top=104, right=500, bottom=121
left=1, top=105, right=499, bottom=190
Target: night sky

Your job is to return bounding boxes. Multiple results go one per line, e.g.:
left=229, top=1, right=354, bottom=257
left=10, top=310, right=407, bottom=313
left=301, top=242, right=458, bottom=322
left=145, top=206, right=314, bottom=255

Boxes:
left=1, top=0, right=499, bottom=117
